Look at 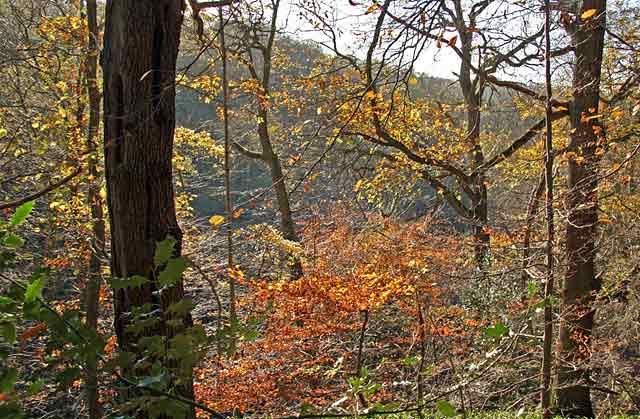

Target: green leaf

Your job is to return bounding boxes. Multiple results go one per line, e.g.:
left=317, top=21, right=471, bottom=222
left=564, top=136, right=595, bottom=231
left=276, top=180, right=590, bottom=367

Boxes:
left=484, top=323, right=509, bottom=338
left=240, top=328, right=259, bottom=342
left=2, top=233, right=24, bottom=248
left=167, top=299, right=195, bottom=316
left=299, top=403, right=316, bottom=416
left=108, top=275, right=149, bottom=291
left=436, top=400, right=456, bottom=417
left=0, top=368, right=17, bottom=393
left=10, top=201, right=34, bottom=226
left=28, top=379, right=44, bottom=395
left=0, top=296, right=15, bottom=306
left=402, top=356, right=420, bottom=366
left=527, top=281, right=539, bottom=299
left=1, top=323, right=16, bottom=343
left=154, top=236, right=177, bottom=268
left=158, top=257, right=188, bottom=287
left=25, top=276, right=46, bottom=303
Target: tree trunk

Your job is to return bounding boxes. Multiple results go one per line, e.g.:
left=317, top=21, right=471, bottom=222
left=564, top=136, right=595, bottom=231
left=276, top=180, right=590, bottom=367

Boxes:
left=102, top=1, right=194, bottom=417
left=257, top=110, right=304, bottom=279
left=540, top=2, right=556, bottom=415
left=556, top=1, right=606, bottom=416
left=459, top=27, right=489, bottom=273
left=84, top=1, right=105, bottom=418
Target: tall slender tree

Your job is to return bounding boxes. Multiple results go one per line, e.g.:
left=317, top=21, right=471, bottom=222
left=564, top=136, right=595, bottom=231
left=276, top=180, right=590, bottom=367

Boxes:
left=556, top=0, right=607, bottom=416
left=224, top=0, right=304, bottom=279
left=83, top=1, right=105, bottom=417
left=540, top=0, right=556, bottom=415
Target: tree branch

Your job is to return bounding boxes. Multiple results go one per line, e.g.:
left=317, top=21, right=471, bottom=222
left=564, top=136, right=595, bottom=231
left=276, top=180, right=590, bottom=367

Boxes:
left=473, top=109, right=570, bottom=174
left=0, top=167, right=82, bottom=210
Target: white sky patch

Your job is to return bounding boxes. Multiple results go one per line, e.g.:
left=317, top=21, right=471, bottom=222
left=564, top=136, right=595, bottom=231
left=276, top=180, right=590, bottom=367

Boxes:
left=276, top=0, right=462, bottom=79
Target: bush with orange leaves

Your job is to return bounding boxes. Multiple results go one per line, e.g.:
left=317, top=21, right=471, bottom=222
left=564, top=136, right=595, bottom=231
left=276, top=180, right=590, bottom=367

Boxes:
left=194, top=207, right=477, bottom=416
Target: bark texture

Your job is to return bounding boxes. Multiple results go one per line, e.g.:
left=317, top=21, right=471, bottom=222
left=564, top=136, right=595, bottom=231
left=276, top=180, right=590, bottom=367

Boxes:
left=556, top=1, right=606, bottom=416
left=102, top=1, right=194, bottom=417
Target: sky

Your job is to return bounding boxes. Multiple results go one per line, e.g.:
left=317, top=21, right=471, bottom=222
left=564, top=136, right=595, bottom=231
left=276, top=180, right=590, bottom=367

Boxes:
left=275, top=0, right=462, bottom=79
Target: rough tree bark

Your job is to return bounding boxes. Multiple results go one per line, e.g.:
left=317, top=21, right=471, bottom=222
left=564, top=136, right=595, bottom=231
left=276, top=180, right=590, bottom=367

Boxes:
left=102, top=1, right=194, bottom=417
left=556, top=0, right=606, bottom=416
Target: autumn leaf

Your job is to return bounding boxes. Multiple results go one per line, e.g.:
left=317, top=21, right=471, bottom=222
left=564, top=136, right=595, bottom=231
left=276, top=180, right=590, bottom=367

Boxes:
left=408, top=77, right=418, bottom=86
left=19, top=323, right=46, bottom=342
left=365, top=3, right=380, bottom=14
left=209, top=215, right=225, bottom=226
left=447, top=36, right=458, bottom=47
left=233, top=208, right=245, bottom=219
left=581, top=8, right=597, bottom=20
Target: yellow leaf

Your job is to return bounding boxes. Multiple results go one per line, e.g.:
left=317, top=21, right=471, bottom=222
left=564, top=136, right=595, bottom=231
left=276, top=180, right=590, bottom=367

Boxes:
left=99, top=186, right=107, bottom=200
left=581, top=9, right=597, bottom=19
left=365, top=3, right=380, bottom=14
left=209, top=215, right=225, bottom=226
left=408, top=77, right=418, bottom=86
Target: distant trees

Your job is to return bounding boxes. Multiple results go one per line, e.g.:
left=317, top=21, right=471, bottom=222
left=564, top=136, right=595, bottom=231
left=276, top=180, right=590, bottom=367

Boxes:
left=221, top=0, right=304, bottom=279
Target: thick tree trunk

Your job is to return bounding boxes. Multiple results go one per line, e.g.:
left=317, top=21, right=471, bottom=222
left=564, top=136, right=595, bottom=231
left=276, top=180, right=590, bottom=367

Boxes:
left=84, top=1, right=105, bottom=418
left=102, top=1, right=194, bottom=417
left=555, top=1, right=606, bottom=416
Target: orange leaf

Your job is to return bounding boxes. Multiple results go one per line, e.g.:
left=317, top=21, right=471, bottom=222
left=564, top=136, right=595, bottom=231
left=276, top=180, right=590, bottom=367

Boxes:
left=447, top=36, right=458, bottom=47
left=365, top=3, right=380, bottom=14
left=233, top=208, right=246, bottom=219
left=19, top=323, right=46, bottom=342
